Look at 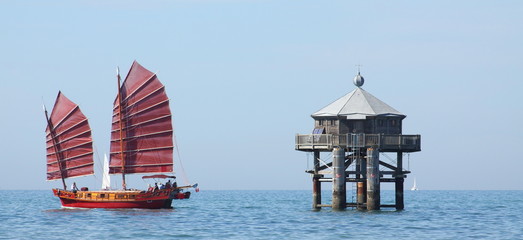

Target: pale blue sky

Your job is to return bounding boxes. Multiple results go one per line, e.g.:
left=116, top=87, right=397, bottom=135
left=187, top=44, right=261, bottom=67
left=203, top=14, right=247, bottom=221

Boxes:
left=1, top=0, right=522, bottom=190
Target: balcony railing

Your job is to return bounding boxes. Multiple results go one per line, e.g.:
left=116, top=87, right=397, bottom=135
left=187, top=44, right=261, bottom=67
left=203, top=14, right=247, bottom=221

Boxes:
left=295, top=134, right=421, bottom=152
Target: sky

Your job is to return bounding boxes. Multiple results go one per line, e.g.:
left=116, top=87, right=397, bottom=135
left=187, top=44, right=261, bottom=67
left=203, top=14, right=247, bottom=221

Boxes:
left=1, top=0, right=522, bottom=191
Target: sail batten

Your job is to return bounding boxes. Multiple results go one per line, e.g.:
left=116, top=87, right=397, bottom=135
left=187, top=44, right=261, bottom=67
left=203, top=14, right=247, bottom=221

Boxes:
left=110, top=130, right=173, bottom=142
left=47, top=106, right=80, bottom=131
left=112, top=71, right=157, bottom=111
left=112, top=100, right=170, bottom=126
left=46, top=92, right=94, bottom=181
left=109, top=61, right=173, bottom=175
left=120, top=72, right=157, bottom=104
left=110, top=115, right=172, bottom=133
left=46, top=151, right=94, bottom=163
left=45, top=118, right=89, bottom=138
left=47, top=161, right=94, bottom=172
left=112, top=85, right=165, bottom=113
left=110, top=145, right=174, bottom=154
left=46, top=130, right=92, bottom=146
left=113, top=163, right=172, bottom=167
left=46, top=139, right=93, bottom=154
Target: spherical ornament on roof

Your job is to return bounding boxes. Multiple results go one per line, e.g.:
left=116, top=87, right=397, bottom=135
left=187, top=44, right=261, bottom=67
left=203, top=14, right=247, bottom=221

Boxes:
left=353, top=72, right=364, bottom=87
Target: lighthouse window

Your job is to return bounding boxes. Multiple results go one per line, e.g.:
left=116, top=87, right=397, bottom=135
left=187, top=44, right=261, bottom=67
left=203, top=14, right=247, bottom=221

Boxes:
left=378, top=119, right=384, bottom=126
left=391, top=120, right=396, bottom=126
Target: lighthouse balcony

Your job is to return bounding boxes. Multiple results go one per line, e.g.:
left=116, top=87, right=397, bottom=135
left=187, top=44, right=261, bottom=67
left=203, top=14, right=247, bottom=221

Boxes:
left=295, top=133, right=421, bottom=152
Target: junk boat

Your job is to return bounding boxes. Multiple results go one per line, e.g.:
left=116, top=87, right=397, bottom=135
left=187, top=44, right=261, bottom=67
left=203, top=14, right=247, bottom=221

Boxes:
left=44, top=61, right=196, bottom=209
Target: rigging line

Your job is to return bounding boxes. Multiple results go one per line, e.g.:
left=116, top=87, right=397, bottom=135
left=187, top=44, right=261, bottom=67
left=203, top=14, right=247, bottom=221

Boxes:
left=317, top=158, right=333, bottom=171
left=93, top=144, right=103, bottom=181
left=381, top=152, right=401, bottom=170
left=172, top=118, right=190, bottom=186
left=306, top=152, right=310, bottom=170
left=173, top=131, right=190, bottom=186
left=381, top=152, right=395, bottom=163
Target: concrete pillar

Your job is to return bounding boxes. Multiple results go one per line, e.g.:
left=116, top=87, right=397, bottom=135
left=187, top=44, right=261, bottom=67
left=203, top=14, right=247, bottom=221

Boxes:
left=312, top=151, right=321, bottom=210
left=366, top=147, right=380, bottom=210
left=357, top=154, right=367, bottom=210
left=332, top=147, right=346, bottom=210
left=357, top=182, right=366, bottom=210
left=395, top=152, right=404, bottom=210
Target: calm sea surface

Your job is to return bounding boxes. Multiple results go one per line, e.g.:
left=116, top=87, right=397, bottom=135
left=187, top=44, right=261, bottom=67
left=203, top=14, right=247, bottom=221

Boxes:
left=1, top=190, right=522, bottom=239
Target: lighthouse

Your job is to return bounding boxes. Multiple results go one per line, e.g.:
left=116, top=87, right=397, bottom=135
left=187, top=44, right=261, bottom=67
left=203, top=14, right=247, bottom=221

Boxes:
left=295, top=72, right=421, bottom=210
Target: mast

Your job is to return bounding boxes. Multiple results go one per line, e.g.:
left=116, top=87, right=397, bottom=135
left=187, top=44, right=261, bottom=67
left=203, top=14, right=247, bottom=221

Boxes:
left=117, top=67, right=126, bottom=190
left=44, top=104, right=67, bottom=190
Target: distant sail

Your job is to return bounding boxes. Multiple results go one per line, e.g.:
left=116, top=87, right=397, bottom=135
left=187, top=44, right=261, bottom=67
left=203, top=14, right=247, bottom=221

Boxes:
left=109, top=61, right=174, bottom=174
left=102, top=154, right=111, bottom=190
left=45, top=92, right=94, bottom=180
left=411, top=178, right=418, bottom=191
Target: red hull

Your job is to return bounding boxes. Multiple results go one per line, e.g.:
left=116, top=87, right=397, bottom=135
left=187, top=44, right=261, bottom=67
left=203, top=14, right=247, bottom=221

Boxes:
left=53, top=189, right=175, bottom=209
left=174, top=191, right=191, bottom=199
left=59, top=198, right=171, bottom=209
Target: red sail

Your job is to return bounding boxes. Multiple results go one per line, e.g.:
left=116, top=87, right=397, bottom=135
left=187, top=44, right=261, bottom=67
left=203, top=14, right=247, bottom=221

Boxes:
left=110, top=61, right=173, bottom=174
left=46, top=92, right=94, bottom=180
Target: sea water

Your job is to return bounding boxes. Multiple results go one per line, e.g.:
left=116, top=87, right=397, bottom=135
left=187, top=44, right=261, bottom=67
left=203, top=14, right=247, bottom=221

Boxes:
left=0, top=190, right=522, bottom=239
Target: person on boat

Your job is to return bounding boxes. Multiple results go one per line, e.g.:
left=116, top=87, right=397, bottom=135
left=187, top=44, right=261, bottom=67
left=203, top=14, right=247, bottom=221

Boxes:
left=147, top=184, right=153, bottom=192
left=165, top=180, right=171, bottom=189
left=71, top=182, right=78, bottom=193
left=159, top=183, right=165, bottom=190
left=153, top=183, right=159, bottom=192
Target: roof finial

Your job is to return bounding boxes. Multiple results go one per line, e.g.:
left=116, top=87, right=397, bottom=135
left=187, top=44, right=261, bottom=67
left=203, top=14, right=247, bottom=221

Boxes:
left=353, top=64, right=364, bottom=87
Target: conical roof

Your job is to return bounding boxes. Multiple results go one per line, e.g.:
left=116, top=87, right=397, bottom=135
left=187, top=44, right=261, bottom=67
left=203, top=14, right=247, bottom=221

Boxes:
left=312, top=87, right=405, bottom=119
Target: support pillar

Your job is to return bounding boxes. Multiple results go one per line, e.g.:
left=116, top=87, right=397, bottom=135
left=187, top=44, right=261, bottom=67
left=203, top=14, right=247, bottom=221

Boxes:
left=332, top=147, right=346, bottom=210
left=366, top=147, right=380, bottom=210
left=312, top=151, right=321, bottom=210
left=395, top=152, right=404, bottom=210
left=357, top=154, right=367, bottom=210
left=357, top=182, right=366, bottom=210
